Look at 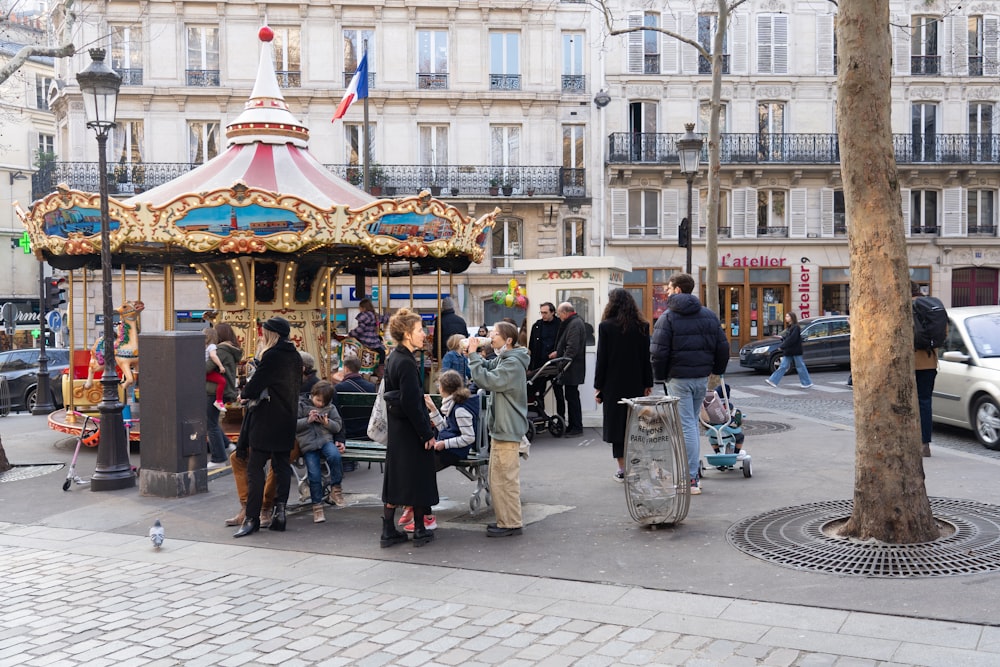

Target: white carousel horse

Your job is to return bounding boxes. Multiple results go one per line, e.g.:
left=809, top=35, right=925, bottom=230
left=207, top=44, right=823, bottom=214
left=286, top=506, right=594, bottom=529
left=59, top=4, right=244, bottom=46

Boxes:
left=83, top=300, right=145, bottom=398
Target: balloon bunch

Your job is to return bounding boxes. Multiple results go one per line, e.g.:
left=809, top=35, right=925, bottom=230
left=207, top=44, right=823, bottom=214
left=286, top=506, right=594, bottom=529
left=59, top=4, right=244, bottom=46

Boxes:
left=493, top=278, right=528, bottom=309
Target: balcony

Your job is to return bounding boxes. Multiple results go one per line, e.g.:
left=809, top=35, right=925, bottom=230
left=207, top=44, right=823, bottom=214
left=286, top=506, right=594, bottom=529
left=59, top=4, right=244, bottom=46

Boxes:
left=969, top=225, right=996, bottom=236
left=643, top=54, right=660, bottom=74
left=698, top=55, right=731, bottom=75
left=699, top=226, right=731, bottom=238
left=417, top=73, right=448, bottom=90
left=969, top=56, right=984, bottom=76
left=608, top=132, right=1000, bottom=166
left=490, top=74, right=521, bottom=91
left=910, top=55, right=941, bottom=75
left=757, top=226, right=788, bottom=238
left=276, top=71, right=301, bottom=87
left=115, top=68, right=144, bottom=86
left=343, top=71, right=376, bottom=89
left=562, top=74, right=586, bottom=93
left=186, top=69, right=220, bottom=86
left=910, top=226, right=939, bottom=236
left=33, top=163, right=583, bottom=201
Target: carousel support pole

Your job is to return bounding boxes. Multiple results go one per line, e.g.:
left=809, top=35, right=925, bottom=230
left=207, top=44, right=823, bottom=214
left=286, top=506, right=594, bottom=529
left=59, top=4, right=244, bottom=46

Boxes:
left=66, top=269, right=76, bottom=421
left=435, top=268, right=442, bottom=366
left=409, top=262, right=414, bottom=308
left=325, top=267, right=332, bottom=379
left=163, top=265, right=174, bottom=331
left=82, top=268, right=89, bottom=348
left=249, top=260, right=256, bottom=359
left=77, top=47, right=134, bottom=491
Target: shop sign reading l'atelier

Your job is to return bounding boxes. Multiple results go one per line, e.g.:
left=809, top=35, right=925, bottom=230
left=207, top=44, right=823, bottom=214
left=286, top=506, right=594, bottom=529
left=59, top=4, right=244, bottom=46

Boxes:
left=718, top=253, right=788, bottom=268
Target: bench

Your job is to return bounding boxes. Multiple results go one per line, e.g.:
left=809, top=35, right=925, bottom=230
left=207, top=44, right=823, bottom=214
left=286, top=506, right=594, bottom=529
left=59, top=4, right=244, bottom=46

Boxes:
left=336, top=391, right=492, bottom=513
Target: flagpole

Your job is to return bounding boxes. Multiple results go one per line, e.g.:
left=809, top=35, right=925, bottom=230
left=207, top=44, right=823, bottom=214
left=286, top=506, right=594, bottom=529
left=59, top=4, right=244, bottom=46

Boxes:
left=362, top=40, right=371, bottom=193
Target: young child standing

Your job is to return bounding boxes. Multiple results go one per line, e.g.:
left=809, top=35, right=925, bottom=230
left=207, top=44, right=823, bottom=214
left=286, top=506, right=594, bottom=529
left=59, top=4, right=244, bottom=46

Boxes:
left=205, top=327, right=228, bottom=413
left=296, top=381, right=347, bottom=523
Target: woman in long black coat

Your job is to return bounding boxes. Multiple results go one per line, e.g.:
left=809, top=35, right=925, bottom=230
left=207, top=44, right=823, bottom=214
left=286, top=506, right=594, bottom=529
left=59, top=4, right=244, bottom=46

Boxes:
left=233, top=317, right=303, bottom=537
left=594, top=289, right=653, bottom=481
left=380, top=308, right=438, bottom=548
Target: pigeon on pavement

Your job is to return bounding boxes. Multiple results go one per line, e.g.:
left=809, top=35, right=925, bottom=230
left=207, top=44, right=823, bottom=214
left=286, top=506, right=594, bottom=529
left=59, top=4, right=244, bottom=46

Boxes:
left=149, top=519, right=164, bottom=549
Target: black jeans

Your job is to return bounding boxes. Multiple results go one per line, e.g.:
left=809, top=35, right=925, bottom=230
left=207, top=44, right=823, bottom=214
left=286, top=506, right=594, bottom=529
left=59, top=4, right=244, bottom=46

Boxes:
left=915, top=369, right=937, bottom=444
left=564, top=383, right=582, bottom=431
left=246, top=448, right=291, bottom=522
left=205, top=395, right=228, bottom=463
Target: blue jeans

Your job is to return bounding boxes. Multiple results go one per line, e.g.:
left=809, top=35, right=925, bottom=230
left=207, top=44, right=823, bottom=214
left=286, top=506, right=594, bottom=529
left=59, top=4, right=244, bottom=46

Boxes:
left=915, top=369, right=937, bottom=444
left=768, top=355, right=813, bottom=387
left=205, top=395, right=228, bottom=463
left=303, top=442, right=344, bottom=505
left=667, top=377, right=707, bottom=481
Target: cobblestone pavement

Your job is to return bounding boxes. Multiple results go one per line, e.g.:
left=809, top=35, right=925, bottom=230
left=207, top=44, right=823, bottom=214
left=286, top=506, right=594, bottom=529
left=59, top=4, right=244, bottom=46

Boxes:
left=2, top=524, right=999, bottom=667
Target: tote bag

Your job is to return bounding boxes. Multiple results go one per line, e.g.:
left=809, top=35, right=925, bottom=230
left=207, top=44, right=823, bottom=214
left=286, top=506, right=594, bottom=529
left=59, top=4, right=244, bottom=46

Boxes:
left=366, top=379, right=389, bottom=444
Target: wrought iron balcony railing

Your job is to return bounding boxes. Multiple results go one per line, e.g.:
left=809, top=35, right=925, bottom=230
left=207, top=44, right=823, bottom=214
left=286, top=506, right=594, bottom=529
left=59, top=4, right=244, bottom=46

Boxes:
left=32, top=162, right=584, bottom=201
left=911, top=55, right=941, bottom=75
left=698, top=55, right=731, bottom=75
left=115, top=68, right=144, bottom=86
left=969, top=225, right=996, bottom=236
left=417, top=73, right=448, bottom=90
left=969, top=56, right=984, bottom=76
left=561, top=74, right=586, bottom=93
left=276, top=71, right=301, bottom=87
left=911, top=226, right=939, bottom=236
left=609, top=132, right=1000, bottom=166
left=185, top=69, right=220, bottom=86
left=490, top=74, right=521, bottom=91
left=343, top=71, right=376, bottom=88
left=757, top=226, right=789, bottom=238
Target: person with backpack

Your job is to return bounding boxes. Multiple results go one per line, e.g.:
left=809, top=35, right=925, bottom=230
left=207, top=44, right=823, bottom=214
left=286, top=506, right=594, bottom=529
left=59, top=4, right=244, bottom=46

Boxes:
left=912, top=281, right=947, bottom=457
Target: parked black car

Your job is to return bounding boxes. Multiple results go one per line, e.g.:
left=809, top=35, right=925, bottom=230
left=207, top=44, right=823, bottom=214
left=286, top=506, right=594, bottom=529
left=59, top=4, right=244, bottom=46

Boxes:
left=738, top=316, right=851, bottom=373
left=0, top=348, right=70, bottom=413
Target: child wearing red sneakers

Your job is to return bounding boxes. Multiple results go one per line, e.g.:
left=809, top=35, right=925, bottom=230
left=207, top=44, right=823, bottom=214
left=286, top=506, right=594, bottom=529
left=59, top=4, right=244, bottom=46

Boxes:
left=205, top=328, right=229, bottom=413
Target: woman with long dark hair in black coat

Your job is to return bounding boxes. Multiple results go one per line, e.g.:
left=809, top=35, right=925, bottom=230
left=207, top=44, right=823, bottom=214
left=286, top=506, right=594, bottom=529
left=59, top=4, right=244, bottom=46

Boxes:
left=594, top=289, right=653, bottom=481
left=380, top=308, right=438, bottom=548
left=233, top=317, right=303, bottom=537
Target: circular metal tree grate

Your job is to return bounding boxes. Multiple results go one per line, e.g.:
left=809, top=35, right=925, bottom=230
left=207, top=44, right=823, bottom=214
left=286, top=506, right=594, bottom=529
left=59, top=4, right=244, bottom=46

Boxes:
left=727, top=498, right=1000, bottom=578
left=0, top=463, right=65, bottom=483
left=741, top=420, right=793, bottom=436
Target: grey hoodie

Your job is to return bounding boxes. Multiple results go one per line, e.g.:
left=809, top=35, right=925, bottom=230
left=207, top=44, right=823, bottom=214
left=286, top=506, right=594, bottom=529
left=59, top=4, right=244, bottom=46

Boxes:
left=469, top=346, right=530, bottom=442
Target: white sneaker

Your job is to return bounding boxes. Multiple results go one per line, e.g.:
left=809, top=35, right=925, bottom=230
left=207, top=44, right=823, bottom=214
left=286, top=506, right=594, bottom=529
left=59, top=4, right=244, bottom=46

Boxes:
left=764, top=379, right=777, bottom=388
left=226, top=443, right=236, bottom=454
left=690, top=479, right=702, bottom=495
left=207, top=460, right=226, bottom=470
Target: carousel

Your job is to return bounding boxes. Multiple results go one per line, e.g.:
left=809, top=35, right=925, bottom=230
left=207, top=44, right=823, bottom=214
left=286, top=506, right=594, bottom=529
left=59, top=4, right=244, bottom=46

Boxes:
left=17, top=26, right=497, bottom=443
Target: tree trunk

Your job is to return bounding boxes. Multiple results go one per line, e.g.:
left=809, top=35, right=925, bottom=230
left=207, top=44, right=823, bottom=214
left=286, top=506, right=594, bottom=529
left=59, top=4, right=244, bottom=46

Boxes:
left=835, top=0, right=937, bottom=542
left=703, top=0, right=728, bottom=317
left=0, top=436, right=10, bottom=473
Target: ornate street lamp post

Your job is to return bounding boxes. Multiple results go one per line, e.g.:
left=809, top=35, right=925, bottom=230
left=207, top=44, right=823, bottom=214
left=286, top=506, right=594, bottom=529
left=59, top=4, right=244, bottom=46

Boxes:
left=77, top=48, right=134, bottom=491
left=677, top=123, right=704, bottom=276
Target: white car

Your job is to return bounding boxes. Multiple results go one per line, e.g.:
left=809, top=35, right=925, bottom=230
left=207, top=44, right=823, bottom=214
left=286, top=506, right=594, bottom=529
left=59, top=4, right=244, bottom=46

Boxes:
left=932, top=306, right=1000, bottom=449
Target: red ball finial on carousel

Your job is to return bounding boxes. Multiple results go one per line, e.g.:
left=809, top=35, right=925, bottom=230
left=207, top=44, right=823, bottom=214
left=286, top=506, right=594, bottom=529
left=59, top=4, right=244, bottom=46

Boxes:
left=259, top=26, right=274, bottom=42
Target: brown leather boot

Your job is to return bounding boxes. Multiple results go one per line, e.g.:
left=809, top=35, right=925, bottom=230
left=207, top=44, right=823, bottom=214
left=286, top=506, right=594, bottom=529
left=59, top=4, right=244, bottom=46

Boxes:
left=224, top=503, right=246, bottom=527
left=260, top=504, right=273, bottom=529
left=312, top=503, right=326, bottom=523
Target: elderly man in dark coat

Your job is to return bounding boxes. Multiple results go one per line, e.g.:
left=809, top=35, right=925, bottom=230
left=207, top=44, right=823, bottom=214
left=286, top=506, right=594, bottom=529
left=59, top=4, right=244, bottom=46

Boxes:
left=234, top=317, right=303, bottom=537
left=552, top=302, right=587, bottom=436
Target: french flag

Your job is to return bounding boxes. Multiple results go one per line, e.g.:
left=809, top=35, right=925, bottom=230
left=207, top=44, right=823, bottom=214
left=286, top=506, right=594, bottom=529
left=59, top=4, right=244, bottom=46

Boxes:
left=333, top=52, right=369, bottom=121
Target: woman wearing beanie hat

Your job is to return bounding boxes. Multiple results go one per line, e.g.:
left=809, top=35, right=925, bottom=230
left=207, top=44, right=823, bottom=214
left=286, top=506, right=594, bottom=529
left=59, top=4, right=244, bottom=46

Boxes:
left=234, top=316, right=303, bottom=537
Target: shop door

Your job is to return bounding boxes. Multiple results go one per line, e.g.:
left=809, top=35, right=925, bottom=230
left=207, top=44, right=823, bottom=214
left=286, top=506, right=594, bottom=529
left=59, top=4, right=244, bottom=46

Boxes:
left=717, top=286, right=743, bottom=355
left=749, top=286, right=788, bottom=342
left=952, top=268, right=998, bottom=306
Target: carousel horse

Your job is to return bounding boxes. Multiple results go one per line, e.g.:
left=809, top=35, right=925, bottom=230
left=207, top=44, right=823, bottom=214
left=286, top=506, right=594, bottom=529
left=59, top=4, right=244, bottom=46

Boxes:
left=83, top=300, right=145, bottom=398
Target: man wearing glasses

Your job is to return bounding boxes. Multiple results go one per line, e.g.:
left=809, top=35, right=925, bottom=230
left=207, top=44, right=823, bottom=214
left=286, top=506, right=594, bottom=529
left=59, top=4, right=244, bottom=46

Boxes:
left=528, top=302, right=564, bottom=421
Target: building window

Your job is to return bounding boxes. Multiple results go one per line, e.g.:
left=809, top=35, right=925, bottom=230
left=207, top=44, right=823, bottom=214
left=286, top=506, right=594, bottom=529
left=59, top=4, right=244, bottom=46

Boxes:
left=627, top=12, right=660, bottom=74
left=911, top=102, right=937, bottom=162
left=969, top=102, right=994, bottom=162
left=419, top=125, right=448, bottom=188
left=911, top=16, right=939, bottom=75
left=110, top=121, right=144, bottom=190
left=186, top=26, right=220, bottom=86
left=833, top=190, right=847, bottom=235
left=756, top=14, right=788, bottom=74
left=37, top=134, right=54, bottom=158
left=910, top=190, right=939, bottom=235
left=110, top=25, right=143, bottom=85
left=489, top=32, right=520, bottom=90
left=343, top=29, right=375, bottom=88
left=969, top=16, right=985, bottom=76
left=698, top=190, right=730, bottom=238
left=698, top=14, right=729, bottom=74
left=492, top=218, right=522, bottom=270
left=757, top=102, right=785, bottom=161
left=345, top=123, right=377, bottom=185
left=757, top=190, right=786, bottom=237
left=562, top=33, right=585, bottom=92
left=564, top=218, right=585, bottom=256
left=34, top=75, right=52, bottom=110
left=625, top=268, right=679, bottom=323
left=271, top=27, right=301, bottom=87
left=968, top=190, right=996, bottom=235
left=417, top=30, right=448, bottom=89
left=188, top=121, right=219, bottom=164
left=628, top=190, right=659, bottom=237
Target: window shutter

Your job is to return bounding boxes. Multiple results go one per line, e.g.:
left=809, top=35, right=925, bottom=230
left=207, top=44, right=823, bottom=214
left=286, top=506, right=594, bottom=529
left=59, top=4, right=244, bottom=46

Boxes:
left=731, top=12, right=748, bottom=75
left=731, top=188, right=747, bottom=238
left=948, top=16, right=968, bottom=76
left=893, top=16, right=911, bottom=75
left=628, top=14, right=643, bottom=74
left=985, top=17, right=999, bottom=77
left=745, top=187, right=758, bottom=238
left=773, top=15, right=788, bottom=74
left=816, top=14, right=835, bottom=76
left=757, top=15, right=772, bottom=74
left=611, top=188, right=628, bottom=238
left=820, top=188, right=835, bottom=238
left=690, top=188, right=700, bottom=237
left=661, top=13, right=678, bottom=74
left=681, top=13, right=698, bottom=74
left=942, top=187, right=964, bottom=237
left=901, top=188, right=911, bottom=237
left=789, top=188, right=808, bottom=238
left=661, top=189, right=679, bottom=239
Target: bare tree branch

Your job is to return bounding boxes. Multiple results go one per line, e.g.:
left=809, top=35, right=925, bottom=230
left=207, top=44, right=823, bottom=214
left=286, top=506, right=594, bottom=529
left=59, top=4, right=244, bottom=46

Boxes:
left=0, top=0, right=77, bottom=86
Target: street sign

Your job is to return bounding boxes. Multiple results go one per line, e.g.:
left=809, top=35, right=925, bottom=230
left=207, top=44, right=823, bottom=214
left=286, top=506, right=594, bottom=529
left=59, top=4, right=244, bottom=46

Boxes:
left=1, top=302, right=19, bottom=336
left=46, top=310, right=62, bottom=331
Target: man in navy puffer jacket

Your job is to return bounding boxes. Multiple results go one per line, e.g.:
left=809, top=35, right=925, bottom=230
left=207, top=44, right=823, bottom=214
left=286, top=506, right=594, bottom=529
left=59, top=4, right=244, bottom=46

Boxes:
left=650, top=273, right=729, bottom=495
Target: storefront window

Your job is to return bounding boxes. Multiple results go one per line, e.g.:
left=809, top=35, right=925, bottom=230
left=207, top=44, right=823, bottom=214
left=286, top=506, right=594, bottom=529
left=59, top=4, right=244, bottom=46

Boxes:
left=556, top=288, right=596, bottom=345
left=625, top=268, right=682, bottom=324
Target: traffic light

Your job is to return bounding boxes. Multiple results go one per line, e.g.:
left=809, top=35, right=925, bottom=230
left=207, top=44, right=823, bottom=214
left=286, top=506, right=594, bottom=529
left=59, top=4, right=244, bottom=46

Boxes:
left=44, top=277, right=67, bottom=313
left=678, top=217, right=690, bottom=248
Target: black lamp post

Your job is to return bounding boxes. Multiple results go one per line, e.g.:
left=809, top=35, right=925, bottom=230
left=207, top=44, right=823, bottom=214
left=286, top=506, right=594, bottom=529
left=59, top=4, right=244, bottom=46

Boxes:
left=77, top=48, right=134, bottom=491
left=31, top=266, right=55, bottom=414
left=677, top=123, right=704, bottom=275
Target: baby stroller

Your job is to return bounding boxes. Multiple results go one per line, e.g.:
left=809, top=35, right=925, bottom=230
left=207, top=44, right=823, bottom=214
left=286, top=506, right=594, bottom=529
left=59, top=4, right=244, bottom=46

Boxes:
left=700, top=381, right=752, bottom=478
left=525, top=356, right=572, bottom=440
